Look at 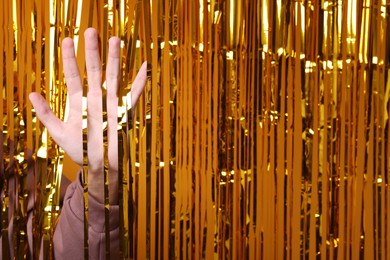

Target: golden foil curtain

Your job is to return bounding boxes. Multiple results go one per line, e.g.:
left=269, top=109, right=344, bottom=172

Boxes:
left=1, top=0, right=390, bottom=259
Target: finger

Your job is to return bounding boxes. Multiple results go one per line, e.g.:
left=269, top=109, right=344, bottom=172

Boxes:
left=106, top=37, right=120, bottom=97
left=106, top=37, right=120, bottom=122
left=106, top=37, right=120, bottom=171
left=84, top=28, right=103, bottom=171
left=85, top=28, right=102, bottom=93
left=131, top=61, right=147, bottom=106
left=84, top=28, right=103, bottom=121
left=29, top=92, right=65, bottom=143
left=62, top=38, right=83, bottom=122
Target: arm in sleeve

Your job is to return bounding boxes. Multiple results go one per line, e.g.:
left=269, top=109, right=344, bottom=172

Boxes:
left=53, top=171, right=120, bottom=260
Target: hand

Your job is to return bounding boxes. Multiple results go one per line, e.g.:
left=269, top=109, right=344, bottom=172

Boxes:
left=29, top=28, right=147, bottom=204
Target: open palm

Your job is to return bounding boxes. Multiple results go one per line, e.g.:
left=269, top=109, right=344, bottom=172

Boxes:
left=29, top=28, right=147, bottom=203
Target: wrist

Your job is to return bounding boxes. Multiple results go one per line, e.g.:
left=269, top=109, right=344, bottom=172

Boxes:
left=81, top=168, right=119, bottom=205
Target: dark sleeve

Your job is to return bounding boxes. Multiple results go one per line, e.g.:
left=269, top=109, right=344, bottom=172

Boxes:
left=0, top=175, right=35, bottom=260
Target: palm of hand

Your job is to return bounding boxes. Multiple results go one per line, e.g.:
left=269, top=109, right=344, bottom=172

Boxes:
left=29, top=28, right=146, bottom=203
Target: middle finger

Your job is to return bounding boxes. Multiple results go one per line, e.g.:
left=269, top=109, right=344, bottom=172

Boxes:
left=85, top=28, right=103, bottom=170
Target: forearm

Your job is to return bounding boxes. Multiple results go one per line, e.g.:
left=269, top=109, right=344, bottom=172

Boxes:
left=54, top=171, right=120, bottom=260
left=87, top=167, right=118, bottom=205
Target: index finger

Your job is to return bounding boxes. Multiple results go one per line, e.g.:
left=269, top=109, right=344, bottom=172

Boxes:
left=62, top=38, right=83, bottom=116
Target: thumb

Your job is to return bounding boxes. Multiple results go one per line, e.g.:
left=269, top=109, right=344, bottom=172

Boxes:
left=29, top=92, right=64, bottom=142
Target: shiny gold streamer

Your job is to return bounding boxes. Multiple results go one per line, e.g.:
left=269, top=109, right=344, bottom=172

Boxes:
left=1, top=0, right=390, bottom=259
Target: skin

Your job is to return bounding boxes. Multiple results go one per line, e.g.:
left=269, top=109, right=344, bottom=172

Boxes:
left=29, top=28, right=147, bottom=205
